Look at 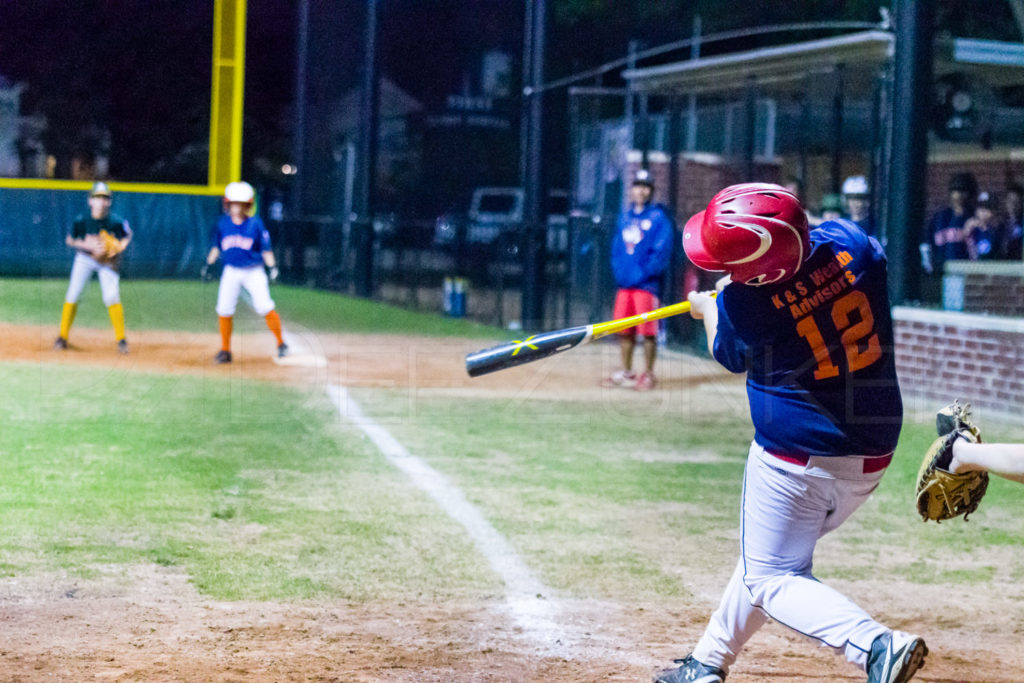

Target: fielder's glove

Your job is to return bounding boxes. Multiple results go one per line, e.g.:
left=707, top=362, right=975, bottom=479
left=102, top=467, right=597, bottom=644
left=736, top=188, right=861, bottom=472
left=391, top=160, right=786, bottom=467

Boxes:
left=916, top=400, right=989, bottom=522
left=98, top=229, right=126, bottom=259
left=268, top=266, right=279, bottom=283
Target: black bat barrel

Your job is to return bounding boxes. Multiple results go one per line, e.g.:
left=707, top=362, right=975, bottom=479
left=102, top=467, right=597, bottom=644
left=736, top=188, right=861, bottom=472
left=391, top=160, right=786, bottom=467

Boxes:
left=465, top=326, right=589, bottom=377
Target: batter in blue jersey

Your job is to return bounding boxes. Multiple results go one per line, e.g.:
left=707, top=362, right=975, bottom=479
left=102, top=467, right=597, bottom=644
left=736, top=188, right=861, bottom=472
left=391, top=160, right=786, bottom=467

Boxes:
left=712, top=218, right=902, bottom=458
left=654, top=184, right=927, bottom=683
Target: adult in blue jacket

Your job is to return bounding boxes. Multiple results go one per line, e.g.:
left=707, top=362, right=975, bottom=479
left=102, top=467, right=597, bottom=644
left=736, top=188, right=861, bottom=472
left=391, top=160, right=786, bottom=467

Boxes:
left=604, top=171, right=673, bottom=391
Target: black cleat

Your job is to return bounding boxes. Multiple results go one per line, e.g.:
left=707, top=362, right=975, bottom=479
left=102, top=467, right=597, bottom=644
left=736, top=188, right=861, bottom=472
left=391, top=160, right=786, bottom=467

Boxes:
left=117, top=339, right=129, bottom=354
left=214, top=350, right=232, bottom=364
left=53, top=336, right=68, bottom=350
left=277, top=342, right=289, bottom=358
left=654, top=655, right=726, bottom=683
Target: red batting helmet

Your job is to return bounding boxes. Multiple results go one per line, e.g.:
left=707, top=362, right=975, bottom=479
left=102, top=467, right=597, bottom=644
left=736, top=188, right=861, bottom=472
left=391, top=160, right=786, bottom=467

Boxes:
left=683, top=183, right=810, bottom=286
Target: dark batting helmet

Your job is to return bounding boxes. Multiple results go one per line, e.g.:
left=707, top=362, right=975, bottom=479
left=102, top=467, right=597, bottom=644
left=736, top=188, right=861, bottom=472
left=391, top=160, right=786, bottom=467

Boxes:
left=631, top=169, right=654, bottom=189
left=683, top=183, right=810, bottom=286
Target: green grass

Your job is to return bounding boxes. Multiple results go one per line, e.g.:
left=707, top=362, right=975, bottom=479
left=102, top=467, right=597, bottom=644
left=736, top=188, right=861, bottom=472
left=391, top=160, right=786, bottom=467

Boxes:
left=0, top=277, right=503, bottom=338
left=0, top=363, right=496, bottom=601
left=802, top=418, right=1024, bottom=589
left=354, top=389, right=1024, bottom=597
left=3, top=274, right=1023, bottom=607
left=7, top=356, right=1021, bottom=604
left=353, top=389, right=751, bottom=599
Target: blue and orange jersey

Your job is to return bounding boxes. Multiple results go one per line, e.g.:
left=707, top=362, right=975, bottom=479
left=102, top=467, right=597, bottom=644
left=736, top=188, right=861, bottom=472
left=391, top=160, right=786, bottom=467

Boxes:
left=925, top=207, right=969, bottom=263
left=210, top=214, right=272, bottom=268
left=611, top=203, right=673, bottom=295
left=712, top=219, right=902, bottom=457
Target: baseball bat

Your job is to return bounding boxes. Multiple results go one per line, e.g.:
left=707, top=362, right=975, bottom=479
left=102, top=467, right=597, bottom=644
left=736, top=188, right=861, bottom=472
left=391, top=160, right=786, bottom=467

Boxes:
left=465, top=296, right=711, bottom=377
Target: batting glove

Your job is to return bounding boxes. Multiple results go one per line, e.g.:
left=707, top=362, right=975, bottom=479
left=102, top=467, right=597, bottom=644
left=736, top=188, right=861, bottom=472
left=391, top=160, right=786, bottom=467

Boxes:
left=268, top=266, right=280, bottom=282
left=200, top=264, right=212, bottom=281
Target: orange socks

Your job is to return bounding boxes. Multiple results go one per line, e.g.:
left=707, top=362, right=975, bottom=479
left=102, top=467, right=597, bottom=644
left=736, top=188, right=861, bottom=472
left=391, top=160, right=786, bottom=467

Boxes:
left=219, top=312, right=283, bottom=353
left=264, top=310, right=284, bottom=346
left=219, top=316, right=233, bottom=351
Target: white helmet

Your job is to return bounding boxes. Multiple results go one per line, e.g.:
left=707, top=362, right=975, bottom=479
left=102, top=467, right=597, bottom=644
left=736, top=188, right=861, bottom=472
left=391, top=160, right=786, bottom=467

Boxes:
left=224, top=181, right=255, bottom=204
left=841, top=175, right=869, bottom=197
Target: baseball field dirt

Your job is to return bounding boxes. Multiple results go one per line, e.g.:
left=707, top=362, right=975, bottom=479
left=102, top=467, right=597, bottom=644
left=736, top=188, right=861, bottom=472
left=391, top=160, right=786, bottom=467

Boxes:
left=2, top=322, right=1022, bottom=681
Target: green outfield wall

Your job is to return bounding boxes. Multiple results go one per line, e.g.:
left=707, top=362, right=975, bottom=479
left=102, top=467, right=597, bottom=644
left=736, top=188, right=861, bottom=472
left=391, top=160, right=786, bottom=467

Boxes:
left=0, top=187, right=222, bottom=278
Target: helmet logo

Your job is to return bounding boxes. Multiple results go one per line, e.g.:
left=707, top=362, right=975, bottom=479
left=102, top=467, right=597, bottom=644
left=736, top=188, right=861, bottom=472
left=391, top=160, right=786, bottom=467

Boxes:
left=718, top=219, right=773, bottom=265
left=745, top=268, right=788, bottom=286
left=717, top=214, right=805, bottom=272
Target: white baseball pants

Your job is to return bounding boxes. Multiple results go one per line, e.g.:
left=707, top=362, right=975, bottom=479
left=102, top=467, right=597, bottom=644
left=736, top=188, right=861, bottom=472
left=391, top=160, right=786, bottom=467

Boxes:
left=65, top=252, right=121, bottom=306
left=216, top=264, right=275, bottom=316
left=692, top=441, right=890, bottom=674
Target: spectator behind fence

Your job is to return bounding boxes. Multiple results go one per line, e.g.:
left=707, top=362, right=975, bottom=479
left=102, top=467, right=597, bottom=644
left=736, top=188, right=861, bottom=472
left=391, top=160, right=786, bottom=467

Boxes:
left=922, top=172, right=976, bottom=274
left=1003, top=183, right=1023, bottom=260
left=964, top=191, right=1005, bottom=261
left=842, top=175, right=876, bottom=236
left=919, top=172, right=976, bottom=302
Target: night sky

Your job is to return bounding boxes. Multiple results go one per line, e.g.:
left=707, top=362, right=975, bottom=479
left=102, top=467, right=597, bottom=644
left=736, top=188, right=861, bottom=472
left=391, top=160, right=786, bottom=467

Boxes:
left=0, top=1, right=1017, bottom=197
left=0, top=0, right=524, bottom=185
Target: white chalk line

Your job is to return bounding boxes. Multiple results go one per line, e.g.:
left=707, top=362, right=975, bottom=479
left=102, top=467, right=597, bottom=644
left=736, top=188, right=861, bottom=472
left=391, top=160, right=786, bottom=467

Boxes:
left=326, top=384, right=566, bottom=650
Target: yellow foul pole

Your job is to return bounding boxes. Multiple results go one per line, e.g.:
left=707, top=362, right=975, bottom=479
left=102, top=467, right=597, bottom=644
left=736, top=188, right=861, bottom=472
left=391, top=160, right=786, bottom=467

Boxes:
left=209, top=0, right=247, bottom=188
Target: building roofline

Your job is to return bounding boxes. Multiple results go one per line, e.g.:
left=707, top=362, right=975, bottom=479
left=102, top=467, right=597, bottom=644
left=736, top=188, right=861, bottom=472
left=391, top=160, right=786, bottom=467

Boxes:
left=622, top=30, right=894, bottom=95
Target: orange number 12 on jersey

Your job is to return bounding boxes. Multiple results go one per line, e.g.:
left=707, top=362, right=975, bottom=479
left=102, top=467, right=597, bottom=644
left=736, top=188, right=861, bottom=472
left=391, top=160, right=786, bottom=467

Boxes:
left=795, top=290, right=882, bottom=380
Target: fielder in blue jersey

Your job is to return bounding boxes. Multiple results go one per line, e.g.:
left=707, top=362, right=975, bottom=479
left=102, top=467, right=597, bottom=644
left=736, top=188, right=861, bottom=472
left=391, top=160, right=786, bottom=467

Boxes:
left=654, top=184, right=927, bottom=683
left=202, top=181, right=288, bottom=364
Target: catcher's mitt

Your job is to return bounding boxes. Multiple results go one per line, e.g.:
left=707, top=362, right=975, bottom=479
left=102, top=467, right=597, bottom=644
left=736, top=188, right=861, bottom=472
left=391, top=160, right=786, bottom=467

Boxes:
left=98, top=229, right=125, bottom=259
left=916, top=401, right=989, bottom=522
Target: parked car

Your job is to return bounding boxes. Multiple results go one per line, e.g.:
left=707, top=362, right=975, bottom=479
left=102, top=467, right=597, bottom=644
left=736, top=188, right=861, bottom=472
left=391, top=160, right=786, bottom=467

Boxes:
left=434, top=186, right=569, bottom=256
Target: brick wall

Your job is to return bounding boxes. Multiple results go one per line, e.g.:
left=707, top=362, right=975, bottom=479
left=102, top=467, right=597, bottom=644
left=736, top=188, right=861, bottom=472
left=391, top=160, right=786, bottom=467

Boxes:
left=893, top=307, right=1024, bottom=423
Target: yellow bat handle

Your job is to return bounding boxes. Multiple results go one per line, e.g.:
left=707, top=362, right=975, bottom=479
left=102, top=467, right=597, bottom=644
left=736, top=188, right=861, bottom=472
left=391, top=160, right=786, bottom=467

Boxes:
left=589, top=293, right=715, bottom=341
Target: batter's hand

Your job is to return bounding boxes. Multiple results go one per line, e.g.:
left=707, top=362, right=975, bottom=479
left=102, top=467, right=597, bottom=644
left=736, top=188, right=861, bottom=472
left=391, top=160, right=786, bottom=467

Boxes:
left=687, top=290, right=716, bottom=320
left=268, top=266, right=279, bottom=283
